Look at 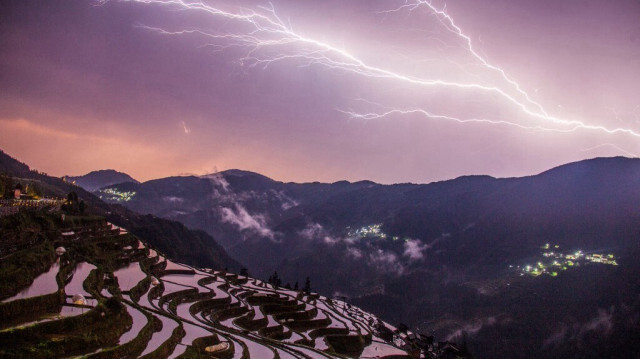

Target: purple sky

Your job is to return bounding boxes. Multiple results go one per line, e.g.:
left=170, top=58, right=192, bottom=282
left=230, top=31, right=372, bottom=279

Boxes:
left=1, top=0, right=639, bottom=184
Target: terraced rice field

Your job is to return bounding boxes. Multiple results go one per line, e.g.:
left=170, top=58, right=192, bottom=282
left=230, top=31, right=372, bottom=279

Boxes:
left=0, top=218, right=412, bottom=358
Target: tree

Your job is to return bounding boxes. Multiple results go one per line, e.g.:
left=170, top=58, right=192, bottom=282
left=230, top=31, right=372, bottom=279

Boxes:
left=268, top=271, right=281, bottom=287
left=26, top=182, right=43, bottom=198
left=395, top=323, right=409, bottom=334
left=303, top=276, right=311, bottom=293
left=63, top=191, right=80, bottom=213
left=79, top=200, right=86, bottom=214
left=5, top=177, right=13, bottom=199
left=240, top=267, right=249, bottom=277
left=294, top=281, right=299, bottom=291
left=67, top=191, right=78, bottom=204
left=284, top=282, right=292, bottom=289
left=1, top=175, right=14, bottom=198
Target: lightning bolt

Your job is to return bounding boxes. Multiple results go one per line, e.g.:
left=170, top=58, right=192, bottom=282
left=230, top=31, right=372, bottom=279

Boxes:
left=378, top=0, right=550, bottom=117
left=108, top=0, right=640, bottom=141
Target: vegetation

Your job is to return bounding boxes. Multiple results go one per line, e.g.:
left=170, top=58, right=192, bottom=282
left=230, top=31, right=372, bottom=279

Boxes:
left=87, top=308, right=156, bottom=359
left=0, top=298, right=132, bottom=358
left=0, top=150, right=242, bottom=274
left=0, top=240, right=56, bottom=300
left=0, top=292, right=63, bottom=330
left=105, top=212, right=242, bottom=272
left=0, top=209, right=469, bottom=358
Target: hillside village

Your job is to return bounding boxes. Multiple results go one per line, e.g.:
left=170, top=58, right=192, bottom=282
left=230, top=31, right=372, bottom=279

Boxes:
left=516, top=244, right=618, bottom=278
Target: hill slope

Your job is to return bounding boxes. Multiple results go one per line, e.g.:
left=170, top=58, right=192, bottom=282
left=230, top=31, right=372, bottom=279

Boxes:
left=0, top=149, right=241, bottom=272
left=1, top=211, right=461, bottom=358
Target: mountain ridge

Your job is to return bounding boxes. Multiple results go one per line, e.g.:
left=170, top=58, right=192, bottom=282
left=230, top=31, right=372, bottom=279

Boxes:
left=94, top=155, right=640, bottom=358
left=68, top=156, right=639, bottom=192
left=63, top=169, right=139, bottom=192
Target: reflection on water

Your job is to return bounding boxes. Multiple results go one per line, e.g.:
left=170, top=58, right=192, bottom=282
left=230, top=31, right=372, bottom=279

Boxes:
left=114, top=262, right=147, bottom=292
left=167, top=322, right=214, bottom=359
left=65, top=262, right=97, bottom=306
left=165, top=260, right=191, bottom=271
left=3, top=261, right=59, bottom=302
left=140, top=314, right=179, bottom=356
left=119, top=303, right=148, bottom=344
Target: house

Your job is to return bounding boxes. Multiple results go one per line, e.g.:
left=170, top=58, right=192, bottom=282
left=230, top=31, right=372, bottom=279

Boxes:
left=14, top=184, right=22, bottom=199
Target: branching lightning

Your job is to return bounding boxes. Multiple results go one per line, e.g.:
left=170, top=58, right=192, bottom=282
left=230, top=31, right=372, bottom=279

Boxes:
left=378, top=1, right=550, bottom=117
left=112, top=0, right=640, bottom=141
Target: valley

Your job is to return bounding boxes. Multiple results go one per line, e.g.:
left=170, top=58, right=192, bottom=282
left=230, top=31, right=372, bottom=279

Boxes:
left=0, top=211, right=460, bottom=358
left=92, top=157, right=640, bottom=358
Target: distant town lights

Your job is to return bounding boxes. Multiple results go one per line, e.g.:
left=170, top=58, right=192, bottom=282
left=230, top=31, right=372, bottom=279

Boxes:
left=516, top=244, right=618, bottom=278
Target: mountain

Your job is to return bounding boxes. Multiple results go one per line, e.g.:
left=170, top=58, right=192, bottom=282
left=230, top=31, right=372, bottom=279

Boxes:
left=98, top=157, right=640, bottom=358
left=98, top=157, right=640, bottom=273
left=63, top=169, right=139, bottom=192
left=0, top=149, right=241, bottom=272
left=1, top=211, right=462, bottom=358
left=0, top=151, right=469, bottom=358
